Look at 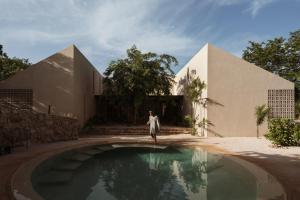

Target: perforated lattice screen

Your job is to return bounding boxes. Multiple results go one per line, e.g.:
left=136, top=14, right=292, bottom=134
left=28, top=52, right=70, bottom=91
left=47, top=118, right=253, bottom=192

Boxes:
left=0, top=89, right=33, bottom=109
left=268, top=89, right=294, bottom=119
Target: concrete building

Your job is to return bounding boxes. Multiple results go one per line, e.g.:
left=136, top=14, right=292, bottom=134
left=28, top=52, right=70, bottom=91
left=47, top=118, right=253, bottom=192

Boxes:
left=0, top=45, right=103, bottom=126
left=173, top=43, right=294, bottom=137
left=0, top=43, right=295, bottom=136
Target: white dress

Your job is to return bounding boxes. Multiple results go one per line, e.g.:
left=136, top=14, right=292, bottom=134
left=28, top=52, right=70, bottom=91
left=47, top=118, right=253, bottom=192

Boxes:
left=147, top=116, right=160, bottom=135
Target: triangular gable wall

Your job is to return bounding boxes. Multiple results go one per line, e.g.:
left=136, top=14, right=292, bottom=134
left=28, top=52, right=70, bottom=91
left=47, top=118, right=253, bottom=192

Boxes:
left=206, top=44, right=294, bottom=137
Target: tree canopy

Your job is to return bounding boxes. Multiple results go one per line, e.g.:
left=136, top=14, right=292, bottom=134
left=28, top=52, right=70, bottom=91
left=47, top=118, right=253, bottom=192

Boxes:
left=103, top=45, right=178, bottom=123
left=242, top=29, right=300, bottom=99
left=0, top=44, right=31, bottom=81
left=104, top=45, right=177, bottom=97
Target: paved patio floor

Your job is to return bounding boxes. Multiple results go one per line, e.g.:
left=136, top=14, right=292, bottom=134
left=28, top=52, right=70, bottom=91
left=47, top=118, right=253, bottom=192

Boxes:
left=0, top=135, right=299, bottom=200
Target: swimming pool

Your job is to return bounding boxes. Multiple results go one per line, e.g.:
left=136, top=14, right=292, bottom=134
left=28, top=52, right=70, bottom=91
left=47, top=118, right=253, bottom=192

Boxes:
left=31, top=144, right=285, bottom=200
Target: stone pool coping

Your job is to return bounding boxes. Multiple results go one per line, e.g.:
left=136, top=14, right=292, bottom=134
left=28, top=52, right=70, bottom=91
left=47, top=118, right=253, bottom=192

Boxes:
left=0, top=134, right=299, bottom=200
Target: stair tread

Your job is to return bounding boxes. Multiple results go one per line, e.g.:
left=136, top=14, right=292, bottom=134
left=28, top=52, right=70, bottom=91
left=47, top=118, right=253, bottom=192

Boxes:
left=88, top=126, right=191, bottom=135
left=39, top=171, right=73, bottom=184
left=95, top=145, right=114, bottom=151
left=78, top=149, right=103, bottom=156
left=52, top=161, right=82, bottom=171
left=66, top=153, right=92, bottom=162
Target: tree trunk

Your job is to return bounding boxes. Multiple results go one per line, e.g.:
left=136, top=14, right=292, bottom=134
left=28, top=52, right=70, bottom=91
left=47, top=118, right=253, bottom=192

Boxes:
left=256, top=125, right=259, bottom=138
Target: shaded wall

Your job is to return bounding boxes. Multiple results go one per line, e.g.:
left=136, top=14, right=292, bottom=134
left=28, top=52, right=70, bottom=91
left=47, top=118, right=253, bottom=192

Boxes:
left=0, top=46, right=75, bottom=118
left=173, top=44, right=208, bottom=136
left=73, top=46, right=103, bottom=126
left=0, top=45, right=103, bottom=127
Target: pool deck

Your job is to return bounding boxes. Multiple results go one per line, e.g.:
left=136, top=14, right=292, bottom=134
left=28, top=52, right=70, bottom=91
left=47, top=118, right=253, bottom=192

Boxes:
left=0, top=134, right=299, bottom=200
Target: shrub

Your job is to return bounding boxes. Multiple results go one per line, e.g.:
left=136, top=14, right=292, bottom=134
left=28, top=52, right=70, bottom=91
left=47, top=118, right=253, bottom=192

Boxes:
left=183, top=115, right=197, bottom=135
left=296, top=101, right=300, bottom=119
left=183, top=115, right=193, bottom=127
left=293, top=123, right=300, bottom=145
left=265, top=119, right=300, bottom=146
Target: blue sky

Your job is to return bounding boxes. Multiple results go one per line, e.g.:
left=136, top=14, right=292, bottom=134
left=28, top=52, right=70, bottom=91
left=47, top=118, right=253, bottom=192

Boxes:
left=1, top=0, right=300, bottom=73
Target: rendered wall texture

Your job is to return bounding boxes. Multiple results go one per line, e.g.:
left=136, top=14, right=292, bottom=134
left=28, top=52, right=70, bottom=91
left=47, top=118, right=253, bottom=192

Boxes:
left=0, top=46, right=75, bottom=117
left=73, top=46, right=102, bottom=126
left=173, top=43, right=294, bottom=137
left=0, top=45, right=103, bottom=127
left=173, top=44, right=209, bottom=136
left=207, top=44, right=294, bottom=137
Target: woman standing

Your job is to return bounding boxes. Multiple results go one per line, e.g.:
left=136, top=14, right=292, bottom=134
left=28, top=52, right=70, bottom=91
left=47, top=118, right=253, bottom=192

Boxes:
left=147, top=110, right=160, bottom=144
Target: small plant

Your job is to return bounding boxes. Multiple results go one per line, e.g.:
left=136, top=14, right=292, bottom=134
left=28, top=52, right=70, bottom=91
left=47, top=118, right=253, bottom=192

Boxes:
left=265, top=119, right=300, bottom=146
left=184, top=115, right=197, bottom=135
left=197, top=118, right=213, bottom=136
left=81, top=117, right=97, bottom=133
left=255, top=104, right=270, bottom=137
left=185, top=76, right=207, bottom=136
left=294, top=123, right=300, bottom=145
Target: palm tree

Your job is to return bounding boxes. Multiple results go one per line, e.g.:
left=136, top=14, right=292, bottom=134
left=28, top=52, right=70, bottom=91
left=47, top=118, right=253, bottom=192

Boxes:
left=255, top=104, right=270, bottom=138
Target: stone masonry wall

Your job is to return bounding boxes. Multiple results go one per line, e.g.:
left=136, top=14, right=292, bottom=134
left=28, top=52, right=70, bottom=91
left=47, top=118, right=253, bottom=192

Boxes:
left=0, top=101, right=79, bottom=147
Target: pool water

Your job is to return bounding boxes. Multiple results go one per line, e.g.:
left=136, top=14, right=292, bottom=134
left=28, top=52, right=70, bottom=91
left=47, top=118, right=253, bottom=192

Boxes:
left=32, top=145, right=285, bottom=200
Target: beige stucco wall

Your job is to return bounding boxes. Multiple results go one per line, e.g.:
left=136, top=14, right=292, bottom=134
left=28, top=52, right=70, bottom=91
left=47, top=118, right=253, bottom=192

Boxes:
left=173, top=43, right=294, bottom=137
left=0, top=45, right=103, bottom=127
left=206, top=44, right=294, bottom=137
left=0, top=46, right=75, bottom=118
left=73, top=46, right=103, bottom=126
left=173, top=44, right=208, bottom=136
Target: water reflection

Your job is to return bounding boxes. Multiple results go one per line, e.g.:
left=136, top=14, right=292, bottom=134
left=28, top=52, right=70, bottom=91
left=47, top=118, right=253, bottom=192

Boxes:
left=32, top=146, right=286, bottom=200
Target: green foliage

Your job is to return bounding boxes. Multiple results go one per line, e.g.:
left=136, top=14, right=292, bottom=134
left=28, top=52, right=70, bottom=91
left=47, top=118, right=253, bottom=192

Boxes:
left=294, top=123, right=300, bottom=143
left=255, top=104, right=270, bottom=137
left=104, top=45, right=177, bottom=96
left=81, top=117, right=97, bottom=133
left=197, top=118, right=213, bottom=137
left=243, top=29, right=300, bottom=100
left=0, top=44, right=31, bottom=81
left=183, top=115, right=197, bottom=135
left=185, top=77, right=206, bottom=105
left=255, top=104, right=270, bottom=126
left=295, top=101, right=300, bottom=119
left=183, top=115, right=194, bottom=127
left=265, top=119, right=300, bottom=146
left=103, top=45, right=177, bottom=123
left=184, top=76, right=207, bottom=135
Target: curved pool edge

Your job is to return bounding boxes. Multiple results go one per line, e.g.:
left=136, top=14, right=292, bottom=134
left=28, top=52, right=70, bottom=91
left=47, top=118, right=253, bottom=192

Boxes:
left=10, top=140, right=287, bottom=200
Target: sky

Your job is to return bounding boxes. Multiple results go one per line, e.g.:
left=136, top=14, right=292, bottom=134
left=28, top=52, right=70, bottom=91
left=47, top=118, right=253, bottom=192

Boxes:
left=0, top=0, right=300, bottom=73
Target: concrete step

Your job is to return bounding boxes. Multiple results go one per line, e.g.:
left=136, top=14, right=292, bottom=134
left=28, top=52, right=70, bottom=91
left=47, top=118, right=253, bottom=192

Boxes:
left=65, top=153, right=92, bottom=162
left=77, top=148, right=104, bottom=156
left=94, top=145, right=114, bottom=151
left=38, top=170, right=73, bottom=185
left=52, top=161, right=83, bottom=171
left=88, top=126, right=191, bottom=135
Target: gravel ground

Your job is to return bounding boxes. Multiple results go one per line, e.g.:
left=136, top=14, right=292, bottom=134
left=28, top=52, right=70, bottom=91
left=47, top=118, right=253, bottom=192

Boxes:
left=199, top=137, right=300, bottom=158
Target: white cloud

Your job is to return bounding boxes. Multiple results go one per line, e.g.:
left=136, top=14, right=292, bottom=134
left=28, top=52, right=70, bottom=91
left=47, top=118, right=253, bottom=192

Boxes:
left=0, top=0, right=210, bottom=71
left=208, top=0, right=277, bottom=17
left=207, top=0, right=246, bottom=6
left=246, top=0, right=277, bottom=17
left=0, top=0, right=279, bottom=72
